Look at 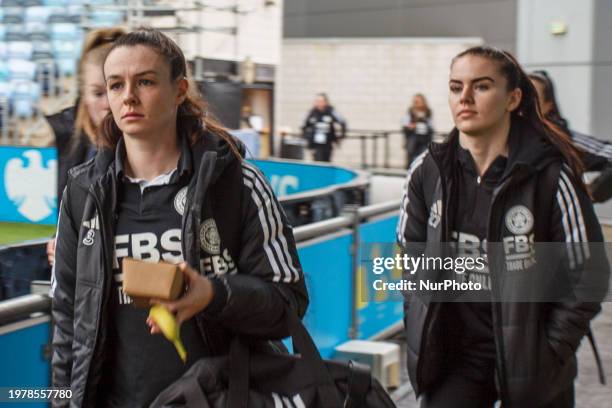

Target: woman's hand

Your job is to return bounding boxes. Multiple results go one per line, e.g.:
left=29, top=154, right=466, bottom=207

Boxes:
left=46, top=238, right=56, bottom=266
left=146, top=262, right=215, bottom=334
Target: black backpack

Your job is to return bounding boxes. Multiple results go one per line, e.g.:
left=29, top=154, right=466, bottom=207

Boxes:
left=150, top=309, right=396, bottom=408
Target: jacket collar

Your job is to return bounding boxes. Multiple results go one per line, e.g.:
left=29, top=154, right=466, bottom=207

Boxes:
left=113, top=132, right=193, bottom=181
left=83, top=128, right=245, bottom=190
left=430, top=117, right=561, bottom=184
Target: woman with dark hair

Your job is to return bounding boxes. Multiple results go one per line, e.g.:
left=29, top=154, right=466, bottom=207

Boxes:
left=397, top=46, right=609, bottom=407
left=529, top=70, right=612, bottom=202
left=402, top=93, right=434, bottom=168
left=50, top=28, right=308, bottom=407
left=46, top=27, right=125, bottom=266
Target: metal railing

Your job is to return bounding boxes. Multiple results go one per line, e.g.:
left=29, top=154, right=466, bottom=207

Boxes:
left=280, top=129, right=447, bottom=170
left=0, top=294, right=51, bottom=326
left=294, top=199, right=402, bottom=340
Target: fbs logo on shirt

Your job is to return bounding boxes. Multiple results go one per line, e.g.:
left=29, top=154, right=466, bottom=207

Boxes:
left=428, top=200, right=442, bottom=228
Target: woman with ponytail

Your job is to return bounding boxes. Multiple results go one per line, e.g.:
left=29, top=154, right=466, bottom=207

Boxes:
left=45, top=27, right=125, bottom=266
left=397, top=46, right=609, bottom=407
left=529, top=70, right=612, bottom=202
left=50, top=28, right=308, bottom=407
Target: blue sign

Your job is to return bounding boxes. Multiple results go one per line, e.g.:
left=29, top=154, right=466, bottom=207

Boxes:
left=296, top=232, right=354, bottom=358
left=0, top=147, right=57, bottom=225
left=251, top=160, right=358, bottom=198
left=357, top=215, right=403, bottom=339
left=0, top=319, right=50, bottom=408
left=0, top=150, right=358, bottom=225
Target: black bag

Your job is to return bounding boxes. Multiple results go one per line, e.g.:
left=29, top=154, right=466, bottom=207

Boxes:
left=150, top=310, right=396, bottom=407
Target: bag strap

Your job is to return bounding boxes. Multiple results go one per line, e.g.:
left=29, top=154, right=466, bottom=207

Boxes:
left=587, top=328, right=607, bottom=385
left=227, top=309, right=344, bottom=408
left=285, top=310, right=344, bottom=406
left=227, top=336, right=250, bottom=408
left=344, top=361, right=371, bottom=408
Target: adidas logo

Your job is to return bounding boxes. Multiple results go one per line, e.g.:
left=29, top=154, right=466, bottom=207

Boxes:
left=428, top=200, right=442, bottom=228
left=271, top=393, right=305, bottom=408
left=82, top=214, right=100, bottom=230
left=82, top=213, right=99, bottom=246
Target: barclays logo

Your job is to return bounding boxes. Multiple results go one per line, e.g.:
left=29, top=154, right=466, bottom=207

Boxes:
left=3, top=149, right=57, bottom=222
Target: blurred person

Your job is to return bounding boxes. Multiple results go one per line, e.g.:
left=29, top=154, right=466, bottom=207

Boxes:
left=45, top=27, right=125, bottom=265
left=529, top=70, right=612, bottom=202
left=301, top=93, right=347, bottom=162
left=50, top=28, right=308, bottom=407
left=397, top=46, right=609, bottom=408
left=402, top=93, right=434, bottom=168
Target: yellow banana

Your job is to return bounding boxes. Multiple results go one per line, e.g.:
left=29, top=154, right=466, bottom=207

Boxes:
left=148, top=304, right=187, bottom=363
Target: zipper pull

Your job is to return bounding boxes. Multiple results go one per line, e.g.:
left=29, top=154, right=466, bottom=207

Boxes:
left=477, top=176, right=482, bottom=184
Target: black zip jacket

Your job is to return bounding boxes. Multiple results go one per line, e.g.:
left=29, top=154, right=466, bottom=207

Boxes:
left=50, top=131, right=309, bottom=407
left=301, top=106, right=347, bottom=147
left=396, top=119, right=609, bottom=407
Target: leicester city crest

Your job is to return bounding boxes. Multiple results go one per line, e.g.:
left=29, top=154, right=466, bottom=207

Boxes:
left=174, top=187, right=188, bottom=216
left=200, top=218, right=221, bottom=254
left=505, top=205, right=534, bottom=235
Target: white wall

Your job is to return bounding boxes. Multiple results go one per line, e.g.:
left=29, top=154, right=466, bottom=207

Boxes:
left=152, top=0, right=283, bottom=65
left=517, top=0, right=594, bottom=134
left=277, top=37, right=481, bottom=167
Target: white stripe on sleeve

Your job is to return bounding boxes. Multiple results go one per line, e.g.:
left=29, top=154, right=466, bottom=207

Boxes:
left=396, top=150, right=428, bottom=246
left=242, top=163, right=300, bottom=282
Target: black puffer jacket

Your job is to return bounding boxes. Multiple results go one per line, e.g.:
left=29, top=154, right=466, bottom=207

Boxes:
left=396, top=119, right=609, bottom=407
left=301, top=106, right=347, bottom=147
left=50, top=131, right=309, bottom=407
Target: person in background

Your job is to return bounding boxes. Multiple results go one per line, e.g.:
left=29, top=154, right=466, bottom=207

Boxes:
left=301, top=93, right=347, bottom=162
left=402, top=93, right=434, bottom=168
left=45, top=27, right=125, bottom=266
left=529, top=70, right=612, bottom=202
left=397, top=46, right=609, bottom=408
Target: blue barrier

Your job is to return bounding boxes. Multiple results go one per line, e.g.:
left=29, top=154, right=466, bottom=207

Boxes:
left=357, top=215, right=403, bottom=339
left=0, top=318, right=49, bottom=408
left=0, top=147, right=57, bottom=225
left=296, top=231, right=353, bottom=358
left=251, top=159, right=358, bottom=198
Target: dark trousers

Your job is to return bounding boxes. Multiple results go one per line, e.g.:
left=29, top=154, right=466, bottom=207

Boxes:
left=420, top=371, right=575, bottom=408
left=313, top=144, right=332, bottom=162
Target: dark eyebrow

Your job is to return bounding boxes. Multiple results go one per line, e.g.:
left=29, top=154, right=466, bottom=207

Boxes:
left=472, top=76, right=495, bottom=83
left=106, top=70, right=158, bottom=81
left=449, top=76, right=495, bottom=85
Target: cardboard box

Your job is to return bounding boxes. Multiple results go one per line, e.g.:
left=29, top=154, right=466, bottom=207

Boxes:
left=122, top=258, right=184, bottom=307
